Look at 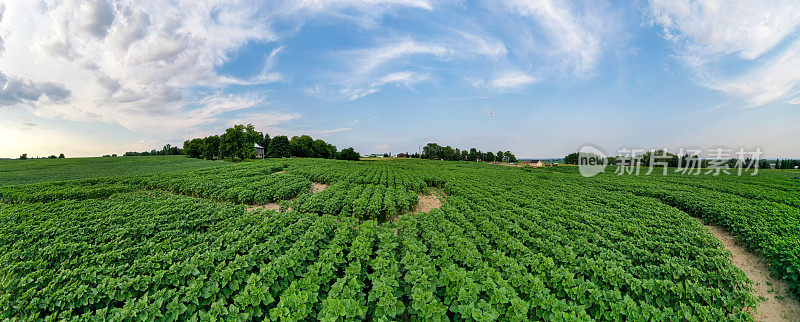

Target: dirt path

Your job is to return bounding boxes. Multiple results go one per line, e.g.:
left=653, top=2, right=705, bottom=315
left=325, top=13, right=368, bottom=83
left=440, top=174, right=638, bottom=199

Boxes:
left=704, top=224, right=800, bottom=321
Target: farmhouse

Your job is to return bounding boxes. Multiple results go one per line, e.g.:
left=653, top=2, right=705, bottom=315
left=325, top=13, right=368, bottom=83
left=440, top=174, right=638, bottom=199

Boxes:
left=254, top=143, right=265, bottom=159
left=525, top=160, right=544, bottom=168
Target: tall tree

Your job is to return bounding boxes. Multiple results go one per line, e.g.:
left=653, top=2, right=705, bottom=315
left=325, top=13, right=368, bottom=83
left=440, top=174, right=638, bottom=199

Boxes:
left=467, top=148, right=479, bottom=161
left=261, top=133, right=271, bottom=151
left=505, top=151, right=517, bottom=163
left=564, top=152, right=579, bottom=165
left=443, top=146, right=456, bottom=161
left=267, top=136, right=291, bottom=158
left=496, top=151, right=504, bottom=162
left=336, top=147, right=360, bottom=161
left=220, top=124, right=258, bottom=160
left=312, top=139, right=336, bottom=159
left=201, top=136, right=220, bottom=160
left=289, top=135, right=315, bottom=157
left=183, top=138, right=203, bottom=158
left=485, top=151, right=495, bottom=162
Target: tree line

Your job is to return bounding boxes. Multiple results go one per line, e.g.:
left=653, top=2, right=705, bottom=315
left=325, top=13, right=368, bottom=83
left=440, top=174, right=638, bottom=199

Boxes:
left=123, top=144, right=183, bottom=157
left=182, top=124, right=360, bottom=161
left=17, top=153, right=65, bottom=160
left=406, top=143, right=517, bottom=163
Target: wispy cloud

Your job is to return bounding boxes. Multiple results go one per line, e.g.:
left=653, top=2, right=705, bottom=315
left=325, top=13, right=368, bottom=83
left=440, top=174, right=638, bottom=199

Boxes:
left=488, top=71, right=538, bottom=90
left=500, top=0, right=608, bottom=74
left=648, top=0, right=800, bottom=107
left=349, top=40, right=451, bottom=75
left=701, top=40, right=800, bottom=108
left=312, top=127, right=353, bottom=135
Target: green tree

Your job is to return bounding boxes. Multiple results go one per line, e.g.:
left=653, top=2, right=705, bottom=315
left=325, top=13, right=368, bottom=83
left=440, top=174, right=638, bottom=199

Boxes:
left=443, top=146, right=456, bottom=161
left=312, top=139, right=336, bottom=159
left=461, top=150, right=468, bottom=161
left=261, top=133, right=271, bottom=153
left=220, top=124, right=258, bottom=160
left=201, top=135, right=220, bottom=160
left=467, top=148, right=480, bottom=161
left=267, top=136, right=291, bottom=158
left=19, top=153, right=27, bottom=160
left=47, top=155, right=57, bottom=159
left=485, top=151, right=495, bottom=162
left=58, top=153, right=65, bottom=159
left=183, top=138, right=203, bottom=158
left=336, top=147, right=360, bottom=161
left=564, top=152, right=579, bottom=164
left=496, top=151, right=504, bottom=162
left=422, top=143, right=443, bottom=160
left=289, top=135, right=315, bottom=157
left=505, top=151, right=517, bottom=163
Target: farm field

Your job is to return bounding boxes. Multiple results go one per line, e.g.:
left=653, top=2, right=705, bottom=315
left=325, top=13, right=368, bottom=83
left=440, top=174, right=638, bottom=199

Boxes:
left=1, top=157, right=799, bottom=320
left=0, top=156, right=223, bottom=186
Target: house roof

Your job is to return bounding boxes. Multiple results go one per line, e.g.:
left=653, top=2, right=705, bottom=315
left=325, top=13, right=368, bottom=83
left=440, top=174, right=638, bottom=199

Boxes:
left=254, top=143, right=264, bottom=149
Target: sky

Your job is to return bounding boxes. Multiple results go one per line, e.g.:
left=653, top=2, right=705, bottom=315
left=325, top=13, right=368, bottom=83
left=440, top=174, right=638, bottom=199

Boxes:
left=0, top=0, right=799, bottom=159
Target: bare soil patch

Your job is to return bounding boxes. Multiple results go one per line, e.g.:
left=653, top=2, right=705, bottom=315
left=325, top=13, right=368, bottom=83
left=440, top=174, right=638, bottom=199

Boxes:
left=310, top=182, right=328, bottom=194
left=704, top=224, right=800, bottom=321
left=245, top=182, right=326, bottom=212
left=391, top=188, right=446, bottom=223
left=413, top=194, right=442, bottom=214
left=272, top=170, right=286, bottom=174
left=245, top=203, right=281, bottom=212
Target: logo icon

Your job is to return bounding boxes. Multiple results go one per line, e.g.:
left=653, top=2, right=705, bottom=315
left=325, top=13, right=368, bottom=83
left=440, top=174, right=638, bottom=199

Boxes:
left=578, top=145, right=607, bottom=177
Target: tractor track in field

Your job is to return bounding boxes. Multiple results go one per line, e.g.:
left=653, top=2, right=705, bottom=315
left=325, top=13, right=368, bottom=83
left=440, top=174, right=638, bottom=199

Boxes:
left=700, top=223, right=800, bottom=321
left=623, top=191, right=800, bottom=321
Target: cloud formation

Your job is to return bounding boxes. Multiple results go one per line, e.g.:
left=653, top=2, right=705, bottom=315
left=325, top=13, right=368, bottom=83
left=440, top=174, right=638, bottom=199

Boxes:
left=0, top=71, right=71, bottom=106
left=648, top=0, right=800, bottom=107
left=488, top=72, right=538, bottom=90
left=0, top=0, right=278, bottom=131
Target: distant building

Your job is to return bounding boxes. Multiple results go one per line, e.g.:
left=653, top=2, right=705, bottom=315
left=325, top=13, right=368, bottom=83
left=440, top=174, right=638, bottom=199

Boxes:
left=397, top=153, right=408, bottom=158
left=254, top=143, right=265, bottom=159
left=525, top=160, right=543, bottom=168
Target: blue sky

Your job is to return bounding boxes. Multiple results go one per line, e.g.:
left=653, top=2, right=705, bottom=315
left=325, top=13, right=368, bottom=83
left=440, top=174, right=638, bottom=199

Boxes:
left=1, top=0, right=799, bottom=158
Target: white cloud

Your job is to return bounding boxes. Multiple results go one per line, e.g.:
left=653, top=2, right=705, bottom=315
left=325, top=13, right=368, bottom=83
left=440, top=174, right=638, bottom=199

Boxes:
left=122, top=139, right=157, bottom=152
left=312, top=127, right=353, bottom=135
left=81, top=0, right=116, bottom=39
left=501, top=0, right=606, bottom=74
left=350, top=40, right=451, bottom=75
left=488, top=71, right=538, bottom=90
left=341, top=71, right=430, bottom=100
left=702, top=40, right=800, bottom=108
left=0, top=3, right=6, bottom=53
left=648, top=0, right=800, bottom=107
left=648, top=0, right=800, bottom=60
left=455, top=31, right=508, bottom=59
left=232, top=111, right=303, bottom=128
left=294, top=0, right=432, bottom=11
left=0, top=0, right=276, bottom=132
left=0, top=71, right=71, bottom=105
left=788, top=97, right=800, bottom=105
